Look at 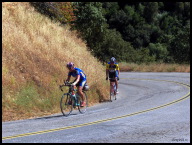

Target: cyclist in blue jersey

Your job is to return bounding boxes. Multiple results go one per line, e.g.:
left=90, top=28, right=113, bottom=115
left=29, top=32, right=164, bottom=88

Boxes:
left=65, top=62, right=87, bottom=107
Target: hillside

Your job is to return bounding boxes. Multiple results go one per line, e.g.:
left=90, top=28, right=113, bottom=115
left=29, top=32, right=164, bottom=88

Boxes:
left=2, top=2, right=109, bottom=121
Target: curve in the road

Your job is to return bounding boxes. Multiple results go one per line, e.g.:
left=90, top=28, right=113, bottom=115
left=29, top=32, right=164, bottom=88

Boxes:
left=2, top=78, right=190, bottom=141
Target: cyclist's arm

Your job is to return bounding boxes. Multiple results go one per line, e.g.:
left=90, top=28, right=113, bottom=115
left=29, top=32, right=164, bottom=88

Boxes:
left=73, top=75, right=80, bottom=85
left=117, top=69, right=120, bottom=75
left=116, top=64, right=120, bottom=75
left=65, top=75, right=71, bottom=82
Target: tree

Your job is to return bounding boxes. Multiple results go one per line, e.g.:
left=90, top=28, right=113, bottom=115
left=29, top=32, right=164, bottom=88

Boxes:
left=148, top=43, right=168, bottom=62
left=143, top=2, right=159, bottom=24
left=102, top=2, right=119, bottom=21
left=72, top=2, right=107, bottom=49
left=169, top=21, right=190, bottom=63
left=100, top=29, right=136, bottom=62
left=108, top=10, right=129, bottom=32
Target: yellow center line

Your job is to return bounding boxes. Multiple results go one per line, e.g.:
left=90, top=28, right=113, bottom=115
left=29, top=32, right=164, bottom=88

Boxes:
left=2, top=78, right=190, bottom=140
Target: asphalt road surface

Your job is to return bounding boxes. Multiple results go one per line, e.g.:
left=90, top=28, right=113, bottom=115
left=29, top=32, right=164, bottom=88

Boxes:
left=2, top=72, right=190, bottom=143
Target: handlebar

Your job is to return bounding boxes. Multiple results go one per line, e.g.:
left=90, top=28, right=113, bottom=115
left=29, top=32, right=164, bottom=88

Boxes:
left=59, top=82, right=74, bottom=92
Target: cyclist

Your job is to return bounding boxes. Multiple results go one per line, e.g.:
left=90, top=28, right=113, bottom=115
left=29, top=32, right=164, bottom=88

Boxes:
left=106, top=57, right=120, bottom=93
left=65, top=62, right=87, bottom=107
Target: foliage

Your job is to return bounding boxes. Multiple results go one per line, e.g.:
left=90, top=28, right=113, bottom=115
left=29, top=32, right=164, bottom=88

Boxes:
left=169, top=21, right=190, bottom=64
left=148, top=43, right=168, bottom=62
left=31, top=2, right=190, bottom=64
left=72, top=2, right=106, bottom=43
left=30, top=2, right=75, bottom=25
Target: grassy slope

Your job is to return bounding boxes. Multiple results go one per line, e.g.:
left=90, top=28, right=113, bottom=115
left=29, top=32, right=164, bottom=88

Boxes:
left=2, top=2, right=109, bottom=121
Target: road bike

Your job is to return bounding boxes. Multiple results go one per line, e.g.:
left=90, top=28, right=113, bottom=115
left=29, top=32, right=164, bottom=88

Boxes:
left=109, top=78, right=117, bottom=102
left=59, top=82, right=88, bottom=116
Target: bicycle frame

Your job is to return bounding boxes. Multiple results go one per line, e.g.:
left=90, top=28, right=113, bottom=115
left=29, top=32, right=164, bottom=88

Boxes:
left=109, top=78, right=117, bottom=101
left=110, top=82, right=116, bottom=94
left=60, top=82, right=88, bottom=116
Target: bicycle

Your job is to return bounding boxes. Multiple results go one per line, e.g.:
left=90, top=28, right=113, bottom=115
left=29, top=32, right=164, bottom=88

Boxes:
left=59, top=82, right=88, bottom=116
left=109, top=78, right=117, bottom=102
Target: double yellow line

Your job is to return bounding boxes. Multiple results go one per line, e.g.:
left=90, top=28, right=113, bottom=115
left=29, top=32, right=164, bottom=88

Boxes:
left=2, top=78, right=190, bottom=140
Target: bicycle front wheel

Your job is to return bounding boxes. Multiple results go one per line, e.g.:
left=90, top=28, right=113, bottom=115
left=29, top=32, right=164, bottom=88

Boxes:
left=77, top=91, right=88, bottom=114
left=60, top=94, right=73, bottom=116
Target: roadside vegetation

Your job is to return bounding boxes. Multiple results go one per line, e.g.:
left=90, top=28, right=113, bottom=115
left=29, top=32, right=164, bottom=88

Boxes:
left=2, top=2, right=109, bottom=121
left=2, top=2, right=190, bottom=122
left=30, top=2, right=190, bottom=64
left=119, top=62, right=190, bottom=72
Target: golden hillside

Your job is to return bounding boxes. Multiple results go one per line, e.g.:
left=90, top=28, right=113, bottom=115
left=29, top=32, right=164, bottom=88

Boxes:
left=2, top=2, right=109, bottom=121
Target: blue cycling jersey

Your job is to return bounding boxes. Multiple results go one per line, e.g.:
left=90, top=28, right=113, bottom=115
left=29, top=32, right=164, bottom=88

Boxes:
left=68, top=67, right=86, bottom=80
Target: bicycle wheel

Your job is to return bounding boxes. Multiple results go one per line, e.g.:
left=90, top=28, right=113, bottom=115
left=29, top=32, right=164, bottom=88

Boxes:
left=77, top=92, right=88, bottom=114
left=110, top=85, right=113, bottom=102
left=60, top=94, right=73, bottom=116
left=114, top=90, right=117, bottom=100
left=114, top=85, right=117, bottom=100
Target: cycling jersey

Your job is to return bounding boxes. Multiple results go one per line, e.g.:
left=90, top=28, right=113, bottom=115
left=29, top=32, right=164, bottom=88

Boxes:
left=106, top=62, right=119, bottom=79
left=68, top=67, right=87, bottom=87
left=106, top=62, right=120, bottom=73
left=68, top=67, right=86, bottom=81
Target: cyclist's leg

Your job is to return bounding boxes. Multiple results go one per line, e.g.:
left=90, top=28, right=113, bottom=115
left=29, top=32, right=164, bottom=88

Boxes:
left=109, top=72, right=114, bottom=93
left=115, top=71, right=118, bottom=92
left=77, top=79, right=86, bottom=106
left=110, top=81, right=114, bottom=94
left=109, top=72, right=117, bottom=93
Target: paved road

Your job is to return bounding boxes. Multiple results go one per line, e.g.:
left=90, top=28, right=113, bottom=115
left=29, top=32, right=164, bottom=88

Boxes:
left=2, top=72, right=190, bottom=143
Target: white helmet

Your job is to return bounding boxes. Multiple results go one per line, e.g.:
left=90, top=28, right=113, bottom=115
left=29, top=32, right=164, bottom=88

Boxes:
left=110, top=57, right=116, bottom=63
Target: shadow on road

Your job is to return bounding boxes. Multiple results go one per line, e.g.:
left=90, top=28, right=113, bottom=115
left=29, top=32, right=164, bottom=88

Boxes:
left=34, top=113, right=80, bottom=120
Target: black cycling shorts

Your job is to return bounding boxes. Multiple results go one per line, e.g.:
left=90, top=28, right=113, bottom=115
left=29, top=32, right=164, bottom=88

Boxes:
left=109, top=72, right=117, bottom=82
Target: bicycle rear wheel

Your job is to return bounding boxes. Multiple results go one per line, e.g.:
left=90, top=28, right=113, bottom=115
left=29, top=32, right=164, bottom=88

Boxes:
left=60, top=94, right=73, bottom=116
left=113, top=89, right=117, bottom=100
left=110, top=85, right=117, bottom=101
left=77, top=92, right=88, bottom=114
left=110, top=85, right=114, bottom=102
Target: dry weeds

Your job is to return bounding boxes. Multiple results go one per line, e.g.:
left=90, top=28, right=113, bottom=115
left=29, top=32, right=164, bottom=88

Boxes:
left=2, top=2, right=109, bottom=121
left=119, top=62, right=190, bottom=73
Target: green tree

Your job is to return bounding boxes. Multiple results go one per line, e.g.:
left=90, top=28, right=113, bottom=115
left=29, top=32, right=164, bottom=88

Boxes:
left=135, top=48, right=155, bottom=64
left=143, top=2, right=159, bottom=24
left=108, top=10, right=129, bottom=32
left=72, top=2, right=107, bottom=49
left=148, top=43, right=168, bottom=62
left=102, top=2, right=119, bottom=21
left=175, top=2, right=184, bottom=19
left=169, top=21, right=190, bottom=63
left=100, top=29, right=136, bottom=62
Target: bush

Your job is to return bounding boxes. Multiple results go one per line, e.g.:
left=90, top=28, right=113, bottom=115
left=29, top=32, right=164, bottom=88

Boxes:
left=148, top=43, right=168, bottom=62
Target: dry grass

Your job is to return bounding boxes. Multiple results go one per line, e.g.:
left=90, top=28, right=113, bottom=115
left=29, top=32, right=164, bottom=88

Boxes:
left=2, top=2, right=109, bottom=121
left=119, top=62, right=190, bottom=72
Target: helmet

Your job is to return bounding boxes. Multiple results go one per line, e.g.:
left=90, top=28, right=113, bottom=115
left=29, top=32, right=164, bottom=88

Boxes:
left=66, top=62, right=74, bottom=68
left=110, top=57, right=116, bottom=63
